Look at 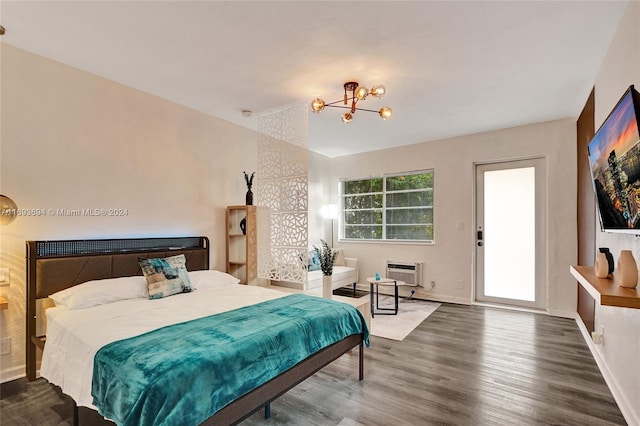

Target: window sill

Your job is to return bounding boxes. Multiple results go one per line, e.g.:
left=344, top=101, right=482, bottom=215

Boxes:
left=339, top=239, right=434, bottom=246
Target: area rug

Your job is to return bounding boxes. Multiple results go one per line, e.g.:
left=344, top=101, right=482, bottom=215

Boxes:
left=370, top=296, right=441, bottom=341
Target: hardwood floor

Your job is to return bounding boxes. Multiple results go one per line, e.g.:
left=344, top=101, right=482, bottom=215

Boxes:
left=243, top=303, right=625, bottom=426
left=0, top=303, right=626, bottom=425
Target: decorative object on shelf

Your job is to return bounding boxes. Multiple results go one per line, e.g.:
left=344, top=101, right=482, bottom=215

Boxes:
left=243, top=171, right=255, bottom=205
left=0, top=195, right=17, bottom=225
left=313, top=239, right=338, bottom=299
left=239, top=217, right=246, bottom=235
left=599, top=247, right=614, bottom=274
left=310, top=81, right=392, bottom=124
left=595, top=252, right=609, bottom=278
left=617, top=249, right=638, bottom=288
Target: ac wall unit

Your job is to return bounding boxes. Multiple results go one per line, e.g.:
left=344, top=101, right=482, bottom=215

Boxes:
left=386, top=261, right=423, bottom=286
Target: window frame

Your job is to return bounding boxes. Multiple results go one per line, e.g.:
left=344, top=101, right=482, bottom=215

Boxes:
left=339, top=169, right=434, bottom=244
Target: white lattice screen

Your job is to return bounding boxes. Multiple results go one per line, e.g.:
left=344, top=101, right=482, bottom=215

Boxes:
left=256, top=102, right=308, bottom=283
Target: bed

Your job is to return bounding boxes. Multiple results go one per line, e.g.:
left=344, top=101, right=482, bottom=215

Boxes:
left=26, top=236, right=368, bottom=426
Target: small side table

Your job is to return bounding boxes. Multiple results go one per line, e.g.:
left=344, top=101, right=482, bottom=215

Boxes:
left=367, top=277, right=405, bottom=317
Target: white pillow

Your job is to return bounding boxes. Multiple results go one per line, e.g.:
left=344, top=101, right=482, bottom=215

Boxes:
left=188, top=270, right=240, bottom=289
left=49, top=276, right=148, bottom=310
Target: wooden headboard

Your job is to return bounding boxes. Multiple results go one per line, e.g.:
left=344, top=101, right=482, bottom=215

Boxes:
left=25, top=236, right=210, bottom=381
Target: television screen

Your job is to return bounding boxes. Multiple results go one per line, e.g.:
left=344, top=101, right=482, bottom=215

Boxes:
left=588, top=85, right=640, bottom=233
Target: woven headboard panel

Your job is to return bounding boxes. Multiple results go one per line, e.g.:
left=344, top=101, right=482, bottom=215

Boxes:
left=25, top=236, right=209, bottom=381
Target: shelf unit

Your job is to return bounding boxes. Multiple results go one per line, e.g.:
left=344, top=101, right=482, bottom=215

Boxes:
left=226, top=205, right=257, bottom=285
left=570, top=265, right=640, bottom=309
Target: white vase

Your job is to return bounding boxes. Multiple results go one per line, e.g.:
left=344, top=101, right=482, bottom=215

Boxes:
left=322, top=275, right=333, bottom=299
left=594, top=253, right=609, bottom=278
left=617, top=250, right=638, bottom=289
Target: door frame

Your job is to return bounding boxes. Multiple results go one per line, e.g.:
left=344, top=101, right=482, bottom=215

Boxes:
left=472, top=157, right=547, bottom=310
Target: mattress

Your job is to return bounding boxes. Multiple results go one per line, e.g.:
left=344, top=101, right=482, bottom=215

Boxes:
left=40, top=280, right=288, bottom=409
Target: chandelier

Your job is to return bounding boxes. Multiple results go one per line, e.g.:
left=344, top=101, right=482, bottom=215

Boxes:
left=310, top=81, right=392, bottom=124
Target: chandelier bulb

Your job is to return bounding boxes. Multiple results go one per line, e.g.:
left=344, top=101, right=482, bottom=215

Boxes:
left=311, top=98, right=326, bottom=113
left=371, top=85, right=386, bottom=98
left=355, top=86, right=369, bottom=101
left=341, top=112, right=353, bottom=124
left=379, top=106, right=392, bottom=120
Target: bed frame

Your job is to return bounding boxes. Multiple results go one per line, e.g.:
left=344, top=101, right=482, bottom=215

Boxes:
left=26, top=236, right=365, bottom=426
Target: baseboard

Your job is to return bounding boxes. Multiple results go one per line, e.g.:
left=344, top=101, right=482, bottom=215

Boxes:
left=421, top=294, right=471, bottom=305
left=547, top=308, right=575, bottom=319
left=574, top=314, right=639, bottom=426
left=354, top=283, right=471, bottom=305
left=1, top=365, right=26, bottom=384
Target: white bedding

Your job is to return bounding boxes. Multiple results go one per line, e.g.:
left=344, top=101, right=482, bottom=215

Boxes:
left=40, top=280, right=288, bottom=409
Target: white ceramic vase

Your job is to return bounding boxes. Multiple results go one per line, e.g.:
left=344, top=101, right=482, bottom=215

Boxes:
left=617, top=250, right=638, bottom=289
left=322, top=275, right=333, bottom=299
left=594, top=252, right=609, bottom=278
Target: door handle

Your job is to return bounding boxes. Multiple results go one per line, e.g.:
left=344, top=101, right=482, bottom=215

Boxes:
left=477, top=230, right=483, bottom=247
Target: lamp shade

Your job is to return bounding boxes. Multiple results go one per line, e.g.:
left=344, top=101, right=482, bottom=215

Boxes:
left=0, top=195, right=17, bottom=225
left=327, top=204, right=338, bottom=219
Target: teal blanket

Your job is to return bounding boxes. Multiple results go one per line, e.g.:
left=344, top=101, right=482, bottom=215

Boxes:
left=91, top=294, right=369, bottom=426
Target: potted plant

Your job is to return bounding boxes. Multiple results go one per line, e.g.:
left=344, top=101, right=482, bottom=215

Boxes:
left=313, top=239, right=338, bottom=299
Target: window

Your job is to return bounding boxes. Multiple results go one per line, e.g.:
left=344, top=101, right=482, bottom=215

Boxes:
left=341, top=170, right=434, bottom=242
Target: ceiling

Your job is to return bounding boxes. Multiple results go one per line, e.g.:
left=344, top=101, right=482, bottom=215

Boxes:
left=0, top=1, right=629, bottom=157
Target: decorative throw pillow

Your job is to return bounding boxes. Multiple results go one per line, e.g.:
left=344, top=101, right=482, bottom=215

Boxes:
left=138, top=254, right=193, bottom=299
left=308, top=250, right=321, bottom=272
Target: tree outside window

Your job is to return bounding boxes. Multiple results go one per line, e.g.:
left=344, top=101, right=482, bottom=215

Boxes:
left=341, top=170, right=434, bottom=242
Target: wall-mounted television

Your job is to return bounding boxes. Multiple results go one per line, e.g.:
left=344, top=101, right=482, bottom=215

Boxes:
left=588, top=85, right=640, bottom=233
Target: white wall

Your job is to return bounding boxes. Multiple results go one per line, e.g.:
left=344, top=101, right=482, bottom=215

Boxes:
left=0, top=45, right=259, bottom=379
left=589, top=2, right=640, bottom=423
left=308, top=151, right=332, bottom=247
left=328, top=118, right=577, bottom=314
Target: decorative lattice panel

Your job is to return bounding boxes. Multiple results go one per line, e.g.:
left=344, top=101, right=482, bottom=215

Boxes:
left=256, top=102, right=308, bottom=283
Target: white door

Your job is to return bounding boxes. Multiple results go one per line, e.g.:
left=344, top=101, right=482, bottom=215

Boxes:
left=475, top=159, right=546, bottom=309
